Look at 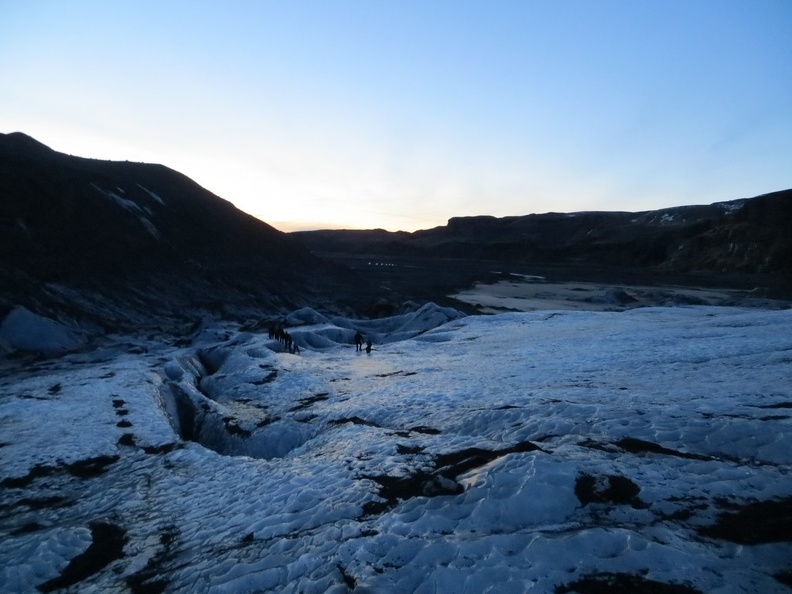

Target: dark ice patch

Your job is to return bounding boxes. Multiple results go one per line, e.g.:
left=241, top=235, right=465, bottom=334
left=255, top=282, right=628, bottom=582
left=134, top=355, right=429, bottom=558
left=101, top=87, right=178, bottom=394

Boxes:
left=337, top=564, right=357, bottom=589
left=614, top=437, right=714, bottom=461
left=1, top=464, right=58, bottom=488
left=117, top=433, right=136, bottom=447
left=256, top=416, right=279, bottom=428
left=11, top=522, right=46, bottom=535
left=397, top=444, right=424, bottom=455
left=376, top=370, right=405, bottom=378
left=699, top=497, right=792, bottom=544
left=125, top=525, right=177, bottom=594
left=289, top=392, right=329, bottom=411
left=2, top=455, right=118, bottom=487
left=330, top=416, right=382, bottom=428
left=575, top=473, right=646, bottom=509
left=251, top=370, right=278, bottom=385
left=754, top=401, right=792, bottom=409
left=143, top=443, right=180, bottom=455
left=14, top=496, right=72, bottom=510
left=775, top=572, right=792, bottom=588
left=364, top=440, right=541, bottom=515
left=433, top=441, right=542, bottom=478
left=408, top=425, right=441, bottom=435
left=66, top=455, right=119, bottom=478
left=555, top=572, right=702, bottom=594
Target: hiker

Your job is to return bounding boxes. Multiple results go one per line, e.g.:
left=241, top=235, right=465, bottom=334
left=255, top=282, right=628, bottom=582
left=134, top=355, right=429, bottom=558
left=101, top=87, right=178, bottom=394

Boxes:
left=365, top=339, right=372, bottom=354
left=354, top=331, right=363, bottom=352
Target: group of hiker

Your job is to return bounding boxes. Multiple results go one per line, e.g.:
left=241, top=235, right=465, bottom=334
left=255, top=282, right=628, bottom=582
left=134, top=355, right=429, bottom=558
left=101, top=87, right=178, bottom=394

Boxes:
left=354, top=331, right=372, bottom=353
left=268, top=323, right=299, bottom=354
left=267, top=323, right=372, bottom=354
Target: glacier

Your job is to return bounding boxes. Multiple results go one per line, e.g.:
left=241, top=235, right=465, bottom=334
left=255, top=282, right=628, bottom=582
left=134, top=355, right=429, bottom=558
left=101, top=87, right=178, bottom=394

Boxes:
left=1, top=304, right=791, bottom=593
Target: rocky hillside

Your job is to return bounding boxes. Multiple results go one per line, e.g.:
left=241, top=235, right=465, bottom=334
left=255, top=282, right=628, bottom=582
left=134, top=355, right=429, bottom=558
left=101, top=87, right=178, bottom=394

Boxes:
left=0, top=132, right=382, bottom=335
left=293, top=190, right=792, bottom=298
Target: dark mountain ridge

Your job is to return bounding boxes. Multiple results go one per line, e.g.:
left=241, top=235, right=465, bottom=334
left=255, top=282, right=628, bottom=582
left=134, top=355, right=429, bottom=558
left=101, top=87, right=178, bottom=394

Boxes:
left=293, top=190, right=792, bottom=300
left=2, top=130, right=789, bottom=347
left=0, top=132, right=381, bottom=336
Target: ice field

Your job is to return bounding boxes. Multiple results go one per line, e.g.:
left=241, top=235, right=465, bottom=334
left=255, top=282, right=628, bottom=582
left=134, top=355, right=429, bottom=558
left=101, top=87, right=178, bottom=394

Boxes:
left=1, top=304, right=791, bottom=593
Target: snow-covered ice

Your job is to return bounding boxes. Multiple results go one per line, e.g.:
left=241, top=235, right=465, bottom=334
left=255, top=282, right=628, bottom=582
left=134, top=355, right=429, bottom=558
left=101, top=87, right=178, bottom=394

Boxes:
left=0, top=307, right=88, bottom=354
left=1, top=304, right=791, bottom=593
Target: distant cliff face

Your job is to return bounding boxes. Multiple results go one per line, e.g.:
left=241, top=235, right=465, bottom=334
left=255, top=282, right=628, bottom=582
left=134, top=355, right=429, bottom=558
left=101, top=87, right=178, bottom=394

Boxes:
left=439, top=195, right=792, bottom=274
left=294, top=191, right=791, bottom=275
left=292, top=190, right=792, bottom=300
left=0, top=132, right=374, bottom=331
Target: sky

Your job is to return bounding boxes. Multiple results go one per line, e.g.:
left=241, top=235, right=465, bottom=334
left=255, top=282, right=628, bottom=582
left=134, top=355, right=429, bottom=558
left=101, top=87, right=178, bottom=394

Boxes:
left=1, top=1, right=790, bottom=232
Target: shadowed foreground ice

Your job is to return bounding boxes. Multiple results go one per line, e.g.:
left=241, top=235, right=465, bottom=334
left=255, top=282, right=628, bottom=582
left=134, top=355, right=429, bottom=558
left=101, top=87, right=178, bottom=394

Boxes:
left=1, top=304, right=791, bottom=593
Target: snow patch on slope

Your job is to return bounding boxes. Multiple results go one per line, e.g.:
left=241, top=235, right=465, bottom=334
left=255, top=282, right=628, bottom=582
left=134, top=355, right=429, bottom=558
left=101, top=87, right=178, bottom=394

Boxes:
left=90, top=182, right=161, bottom=239
left=137, top=184, right=166, bottom=205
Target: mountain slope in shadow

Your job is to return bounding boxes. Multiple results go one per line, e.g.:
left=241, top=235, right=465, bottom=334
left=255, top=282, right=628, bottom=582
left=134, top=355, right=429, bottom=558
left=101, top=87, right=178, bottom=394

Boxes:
left=292, top=190, right=792, bottom=301
left=0, top=132, right=384, bottom=336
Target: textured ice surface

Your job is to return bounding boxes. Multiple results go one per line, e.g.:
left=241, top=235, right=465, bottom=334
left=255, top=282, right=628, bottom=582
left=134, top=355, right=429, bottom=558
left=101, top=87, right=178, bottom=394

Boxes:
left=1, top=306, right=791, bottom=593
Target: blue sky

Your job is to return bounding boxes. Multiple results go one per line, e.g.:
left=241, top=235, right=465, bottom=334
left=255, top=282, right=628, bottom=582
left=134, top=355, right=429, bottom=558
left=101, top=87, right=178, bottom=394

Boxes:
left=2, top=1, right=790, bottom=231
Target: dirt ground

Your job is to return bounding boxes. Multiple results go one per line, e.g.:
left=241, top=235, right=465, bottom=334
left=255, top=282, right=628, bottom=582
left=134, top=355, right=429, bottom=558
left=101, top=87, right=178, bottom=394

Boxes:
left=450, top=273, right=792, bottom=314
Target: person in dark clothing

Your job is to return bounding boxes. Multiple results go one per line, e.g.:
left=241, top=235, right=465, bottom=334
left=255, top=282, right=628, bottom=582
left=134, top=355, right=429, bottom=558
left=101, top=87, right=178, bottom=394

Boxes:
left=365, top=339, right=372, bottom=354
left=354, top=331, right=363, bottom=352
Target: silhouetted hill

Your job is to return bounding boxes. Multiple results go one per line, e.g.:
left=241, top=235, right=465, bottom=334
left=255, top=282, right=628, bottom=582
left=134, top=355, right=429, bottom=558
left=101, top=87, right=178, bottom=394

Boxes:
left=293, top=191, right=792, bottom=299
left=0, top=132, right=382, bottom=334
left=3, top=131, right=789, bottom=340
